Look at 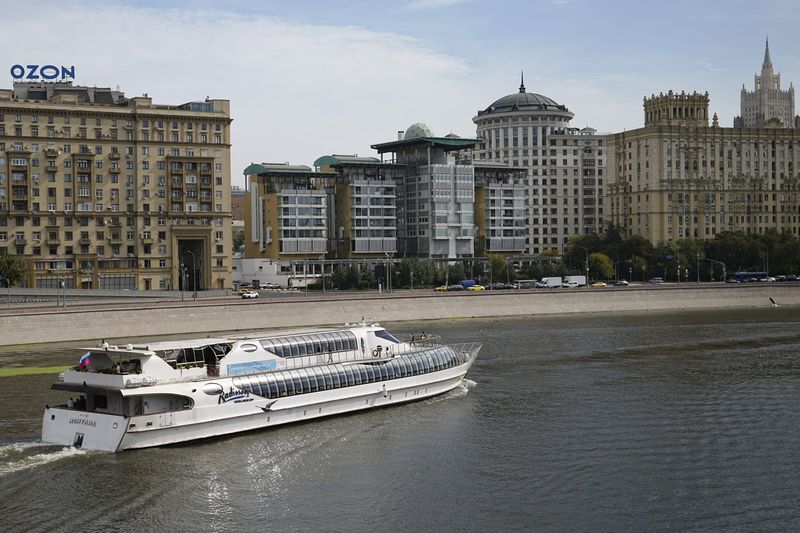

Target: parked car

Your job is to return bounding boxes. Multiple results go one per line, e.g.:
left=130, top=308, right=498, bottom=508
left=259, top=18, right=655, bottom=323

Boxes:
left=648, top=277, right=664, bottom=284
left=590, top=281, right=607, bottom=288
left=467, top=284, right=486, bottom=291
left=615, top=279, right=629, bottom=286
left=241, top=290, right=259, bottom=299
left=487, top=282, right=512, bottom=290
left=238, top=287, right=253, bottom=295
left=434, top=285, right=448, bottom=292
left=262, top=282, right=280, bottom=289
left=757, top=277, right=776, bottom=282
left=446, top=284, right=465, bottom=291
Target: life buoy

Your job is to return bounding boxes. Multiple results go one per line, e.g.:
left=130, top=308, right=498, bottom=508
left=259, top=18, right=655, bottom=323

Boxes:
left=372, top=349, right=379, bottom=358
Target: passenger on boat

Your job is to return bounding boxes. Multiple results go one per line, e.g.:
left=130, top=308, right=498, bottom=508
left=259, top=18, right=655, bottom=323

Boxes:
left=67, top=397, right=75, bottom=408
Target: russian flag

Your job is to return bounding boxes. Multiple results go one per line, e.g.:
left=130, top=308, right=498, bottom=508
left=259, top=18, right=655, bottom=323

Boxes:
left=79, top=352, right=92, bottom=369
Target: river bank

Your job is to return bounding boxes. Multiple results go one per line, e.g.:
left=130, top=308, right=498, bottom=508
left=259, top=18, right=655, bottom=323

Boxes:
left=0, top=283, right=795, bottom=347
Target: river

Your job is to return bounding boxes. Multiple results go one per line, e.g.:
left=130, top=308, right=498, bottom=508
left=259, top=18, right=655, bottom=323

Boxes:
left=1, top=307, right=799, bottom=531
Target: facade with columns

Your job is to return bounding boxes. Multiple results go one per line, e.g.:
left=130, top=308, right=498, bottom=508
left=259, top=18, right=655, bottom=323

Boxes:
left=607, top=90, right=800, bottom=243
left=735, top=39, right=797, bottom=129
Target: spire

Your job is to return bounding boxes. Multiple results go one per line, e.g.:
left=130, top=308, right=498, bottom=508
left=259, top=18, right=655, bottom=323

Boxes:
left=763, top=35, right=772, bottom=69
left=519, top=70, right=525, bottom=93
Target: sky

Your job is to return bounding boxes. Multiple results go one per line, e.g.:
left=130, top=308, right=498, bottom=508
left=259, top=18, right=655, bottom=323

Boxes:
left=3, top=0, right=800, bottom=185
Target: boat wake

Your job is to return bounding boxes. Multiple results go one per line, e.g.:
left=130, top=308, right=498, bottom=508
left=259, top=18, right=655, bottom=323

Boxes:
left=0, top=441, right=86, bottom=477
left=424, top=379, right=476, bottom=405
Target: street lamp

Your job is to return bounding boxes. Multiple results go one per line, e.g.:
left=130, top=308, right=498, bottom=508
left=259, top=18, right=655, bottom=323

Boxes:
left=577, top=246, right=590, bottom=282
left=0, top=276, right=10, bottom=310
left=184, top=249, right=197, bottom=301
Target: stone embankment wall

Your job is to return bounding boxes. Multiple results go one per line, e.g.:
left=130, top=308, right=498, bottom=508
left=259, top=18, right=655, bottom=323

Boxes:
left=0, top=285, right=795, bottom=346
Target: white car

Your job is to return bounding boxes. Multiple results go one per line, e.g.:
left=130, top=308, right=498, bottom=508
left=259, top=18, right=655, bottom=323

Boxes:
left=241, top=290, right=259, bottom=299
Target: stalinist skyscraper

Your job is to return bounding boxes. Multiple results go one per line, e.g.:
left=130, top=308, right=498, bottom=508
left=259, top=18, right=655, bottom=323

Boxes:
left=735, top=38, right=796, bottom=128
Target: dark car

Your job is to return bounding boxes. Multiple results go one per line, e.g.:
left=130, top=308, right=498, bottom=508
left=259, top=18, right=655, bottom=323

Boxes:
left=446, top=284, right=465, bottom=291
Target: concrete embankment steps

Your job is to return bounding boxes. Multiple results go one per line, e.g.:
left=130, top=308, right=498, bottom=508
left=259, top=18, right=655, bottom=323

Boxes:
left=0, top=285, right=796, bottom=347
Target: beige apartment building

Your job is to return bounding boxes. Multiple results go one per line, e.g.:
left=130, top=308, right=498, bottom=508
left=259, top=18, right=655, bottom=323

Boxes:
left=607, top=90, right=800, bottom=243
left=0, top=82, right=232, bottom=290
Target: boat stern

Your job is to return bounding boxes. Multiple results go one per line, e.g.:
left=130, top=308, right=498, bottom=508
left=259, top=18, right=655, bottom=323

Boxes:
left=42, top=407, right=128, bottom=452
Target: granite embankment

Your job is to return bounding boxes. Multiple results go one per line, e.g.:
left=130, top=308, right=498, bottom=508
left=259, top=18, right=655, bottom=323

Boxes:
left=0, top=284, right=795, bottom=346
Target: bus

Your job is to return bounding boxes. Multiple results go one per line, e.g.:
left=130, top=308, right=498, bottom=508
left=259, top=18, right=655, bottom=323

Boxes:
left=730, top=271, right=767, bottom=283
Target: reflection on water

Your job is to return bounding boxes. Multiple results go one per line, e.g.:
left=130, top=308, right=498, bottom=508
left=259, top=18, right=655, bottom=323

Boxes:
left=1, top=308, right=799, bottom=531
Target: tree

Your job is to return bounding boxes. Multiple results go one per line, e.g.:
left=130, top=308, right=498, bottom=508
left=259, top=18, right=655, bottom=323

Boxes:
left=488, top=253, right=507, bottom=281
left=588, top=252, right=613, bottom=280
left=231, top=228, right=245, bottom=252
left=0, top=253, right=29, bottom=286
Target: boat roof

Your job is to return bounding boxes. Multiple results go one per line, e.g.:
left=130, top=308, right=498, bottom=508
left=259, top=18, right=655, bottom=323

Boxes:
left=82, top=323, right=386, bottom=354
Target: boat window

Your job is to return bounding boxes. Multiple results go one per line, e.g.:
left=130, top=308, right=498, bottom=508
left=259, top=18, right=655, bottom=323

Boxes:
left=241, top=343, right=258, bottom=353
left=297, top=369, right=310, bottom=393
left=289, top=338, right=300, bottom=357
left=340, top=366, right=352, bottom=386
left=374, top=329, right=400, bottom=344
left=320, top=366, right=332, bottom=390
left=305, top=368, right=319, bottom=393
left=286, top=370, right=299, bottom=395
left=267, top=375, right=278, bottom=398
left=330, top=366, right=342, bottom=389
left=274, top=373, right=287, bottom=397
left=334, top=337, right=343, bottom=352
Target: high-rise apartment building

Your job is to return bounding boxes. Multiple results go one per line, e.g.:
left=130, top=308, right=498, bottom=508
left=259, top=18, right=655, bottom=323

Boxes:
left=372, top=124, right=479, bottom=259
left=735, top=38, right=796, bottom=129
left=0, top=82, right=232, bottom=290
left=313, top=154, right=402, bottom=258
left=473, top=77, right=606, bottom=254
left=607, top=90, right=800, bottom=243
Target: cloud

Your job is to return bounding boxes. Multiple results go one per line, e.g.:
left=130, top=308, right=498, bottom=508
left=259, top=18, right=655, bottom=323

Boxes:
left=0, top=2, right=476, bottom=183
left=404, top=0, right=470, bottom=11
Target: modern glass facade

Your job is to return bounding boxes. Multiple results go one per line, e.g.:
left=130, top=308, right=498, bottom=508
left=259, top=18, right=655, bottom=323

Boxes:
left=231, top=346, right=466, bottom=399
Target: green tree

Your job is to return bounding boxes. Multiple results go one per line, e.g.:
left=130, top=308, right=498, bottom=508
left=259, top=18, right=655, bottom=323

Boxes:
left=0, top=253, right=29, bottom=286
left=231, top=228, right=245, bottom=252
left=589, top=252, right=613, bottom=280
left=488, top=253, right=507, bottom=281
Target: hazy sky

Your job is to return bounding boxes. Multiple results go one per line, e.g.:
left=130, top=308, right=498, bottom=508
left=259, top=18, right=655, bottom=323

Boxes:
left=3, top=0, right=799, bottom=184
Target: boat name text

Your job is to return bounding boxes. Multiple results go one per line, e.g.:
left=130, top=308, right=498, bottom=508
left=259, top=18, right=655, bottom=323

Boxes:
left=69, top=417, right=96, bottom=427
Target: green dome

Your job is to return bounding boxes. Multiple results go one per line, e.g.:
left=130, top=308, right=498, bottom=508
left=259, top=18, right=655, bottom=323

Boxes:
left=404, top=123, right=434, bottom=140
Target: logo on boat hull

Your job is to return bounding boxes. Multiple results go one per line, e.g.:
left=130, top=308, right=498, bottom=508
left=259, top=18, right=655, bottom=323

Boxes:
left=218, top=387, right=253, bottom=404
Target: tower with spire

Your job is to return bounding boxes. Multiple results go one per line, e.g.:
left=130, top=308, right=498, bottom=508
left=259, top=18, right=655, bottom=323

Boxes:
left=735, top=37, right=796, bottom=128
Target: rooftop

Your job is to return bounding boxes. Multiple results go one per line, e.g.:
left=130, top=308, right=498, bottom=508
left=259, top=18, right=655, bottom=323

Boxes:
left=476, top=74, right=572, bottom=118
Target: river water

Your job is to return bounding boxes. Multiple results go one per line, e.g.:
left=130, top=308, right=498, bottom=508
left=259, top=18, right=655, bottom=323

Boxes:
left=1, top=308, right=799, bottom=531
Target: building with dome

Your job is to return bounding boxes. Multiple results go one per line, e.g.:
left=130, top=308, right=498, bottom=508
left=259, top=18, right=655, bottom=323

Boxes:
left=473, top=76, right=607, bottom=254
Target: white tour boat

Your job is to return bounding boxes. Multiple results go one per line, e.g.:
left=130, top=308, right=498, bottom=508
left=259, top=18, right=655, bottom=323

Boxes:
left=41, top=321, right=481, bottom=452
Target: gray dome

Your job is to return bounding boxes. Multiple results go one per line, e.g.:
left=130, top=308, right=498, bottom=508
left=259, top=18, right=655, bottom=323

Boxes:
left=477, top=77, right=571, bottom=117
left=404, top=123, right=434, bottom=139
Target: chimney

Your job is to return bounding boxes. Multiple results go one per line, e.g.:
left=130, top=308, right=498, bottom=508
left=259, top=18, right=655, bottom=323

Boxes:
left=397, top=130, right=404, bottom=141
